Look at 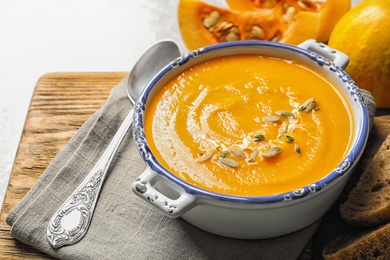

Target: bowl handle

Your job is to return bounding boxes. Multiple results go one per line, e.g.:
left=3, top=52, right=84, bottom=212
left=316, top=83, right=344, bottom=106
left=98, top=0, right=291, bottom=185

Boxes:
left=298, top=39, right=349, bottom=69
left=132, top=167, right=197, bottom=218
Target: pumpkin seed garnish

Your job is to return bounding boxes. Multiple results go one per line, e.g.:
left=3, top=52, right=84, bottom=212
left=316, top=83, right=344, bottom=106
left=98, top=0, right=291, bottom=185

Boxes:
left=219, top=157, right=239, bottom=168
left=277, top=122, right=288, bottom=139
left=263, top=146, right=282, bottom=158
left=299, top=98, right=316, bottom=112
left=229, top=146, right=246, bottom=159
left=196, top=150, right=215, bottom=162
left=275, top=110, right=296, bottom=119
left=248, top=149, right=259, bottom=163
left=285, top=135, right=295, bottom=143
left=254, top=134, right=265, bottom=142
left=262, top=115, right=280, bottom=123
left=294, top=144, right=301, bottom=154
left=220, top=150, right=229, bottom=158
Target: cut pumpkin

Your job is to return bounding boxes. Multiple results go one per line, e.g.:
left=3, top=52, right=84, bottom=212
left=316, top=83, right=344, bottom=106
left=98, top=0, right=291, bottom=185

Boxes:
left=178, top=0, right=350, bottom=50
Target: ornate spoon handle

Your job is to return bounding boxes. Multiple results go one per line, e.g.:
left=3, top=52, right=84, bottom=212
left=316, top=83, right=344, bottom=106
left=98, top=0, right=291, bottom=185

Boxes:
left=47, top=109, right=134, bottom=248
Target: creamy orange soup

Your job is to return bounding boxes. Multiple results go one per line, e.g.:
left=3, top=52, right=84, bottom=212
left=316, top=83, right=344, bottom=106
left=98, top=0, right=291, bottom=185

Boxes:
left=145, top=55, right=353, bottom=196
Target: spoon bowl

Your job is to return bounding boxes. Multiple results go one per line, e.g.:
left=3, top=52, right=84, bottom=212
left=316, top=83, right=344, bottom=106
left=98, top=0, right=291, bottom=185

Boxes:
left=47, top=40, right=180, bottom=248
left=127, top=41, right=182, bottom=103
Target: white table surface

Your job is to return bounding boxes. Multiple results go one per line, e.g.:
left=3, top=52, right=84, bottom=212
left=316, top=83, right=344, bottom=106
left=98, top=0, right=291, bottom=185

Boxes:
left=0, top=0, right=360, bottom=211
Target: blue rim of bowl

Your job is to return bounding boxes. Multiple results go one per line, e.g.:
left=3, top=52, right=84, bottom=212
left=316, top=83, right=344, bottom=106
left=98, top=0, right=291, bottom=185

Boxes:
left=132, top=40, right=370, bottom=203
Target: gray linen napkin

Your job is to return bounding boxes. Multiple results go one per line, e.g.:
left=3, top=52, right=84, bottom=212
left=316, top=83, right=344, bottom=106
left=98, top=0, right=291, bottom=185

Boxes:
left=6, top=75, right=375, bottom=260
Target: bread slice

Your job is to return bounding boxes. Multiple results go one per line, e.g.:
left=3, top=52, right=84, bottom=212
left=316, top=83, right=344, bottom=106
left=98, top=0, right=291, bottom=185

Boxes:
left=339, top=135, right=390, bottom=227
left=322, top=223, right=390, bottom=260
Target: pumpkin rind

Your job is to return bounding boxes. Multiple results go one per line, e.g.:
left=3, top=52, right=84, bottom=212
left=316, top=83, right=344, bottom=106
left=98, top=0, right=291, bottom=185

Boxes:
left=328, top=0, right=390, bottom=108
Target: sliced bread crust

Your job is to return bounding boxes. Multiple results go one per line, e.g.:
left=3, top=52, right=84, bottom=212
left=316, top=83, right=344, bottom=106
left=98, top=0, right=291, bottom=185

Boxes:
left=322, top=222, right=390, bottom=260
left=340, top=135, right=390, bottom=227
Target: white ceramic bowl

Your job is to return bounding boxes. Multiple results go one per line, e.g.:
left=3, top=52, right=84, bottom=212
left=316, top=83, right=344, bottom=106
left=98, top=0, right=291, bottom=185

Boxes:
left=131, top=40, right=370, bottom=239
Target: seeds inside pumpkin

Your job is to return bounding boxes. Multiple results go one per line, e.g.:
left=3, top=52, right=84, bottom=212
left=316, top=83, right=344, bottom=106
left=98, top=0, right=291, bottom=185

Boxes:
left=282, top=6, right=296, bottom=23
left=250, top=25, right=265, bottom=39
left=203, top=11, right=220, bottom=28
left=223, top=28, right=240, bottom=41
left=217, top=21, right=234, bottom=32
left=297, top=0, right=311, bottom=10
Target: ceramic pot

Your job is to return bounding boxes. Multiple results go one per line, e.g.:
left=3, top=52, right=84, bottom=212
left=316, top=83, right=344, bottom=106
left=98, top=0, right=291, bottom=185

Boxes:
left=131, top=40, right=370, bottom=239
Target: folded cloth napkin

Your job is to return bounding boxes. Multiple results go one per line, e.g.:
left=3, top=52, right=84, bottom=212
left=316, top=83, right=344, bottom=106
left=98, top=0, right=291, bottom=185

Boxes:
left=6, top=75, right=376, bottom=260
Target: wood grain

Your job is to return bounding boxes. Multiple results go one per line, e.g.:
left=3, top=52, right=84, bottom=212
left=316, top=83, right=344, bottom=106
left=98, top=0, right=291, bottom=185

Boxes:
left=0, top=72, right=126, bottom=259
left=0, top=72, right=389, bottom=259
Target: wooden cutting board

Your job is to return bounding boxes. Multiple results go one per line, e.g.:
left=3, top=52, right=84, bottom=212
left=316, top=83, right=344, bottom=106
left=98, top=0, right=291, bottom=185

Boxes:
left=0, top=72, right=389, bottom=259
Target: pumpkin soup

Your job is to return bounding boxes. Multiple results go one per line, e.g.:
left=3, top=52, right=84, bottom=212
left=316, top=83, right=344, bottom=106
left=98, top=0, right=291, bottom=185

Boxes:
left=145, top=55, right=353, bottom=196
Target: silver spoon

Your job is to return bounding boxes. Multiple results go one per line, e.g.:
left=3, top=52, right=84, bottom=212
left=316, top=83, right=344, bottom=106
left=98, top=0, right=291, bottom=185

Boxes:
left=47, top=40, right=181, bottom=248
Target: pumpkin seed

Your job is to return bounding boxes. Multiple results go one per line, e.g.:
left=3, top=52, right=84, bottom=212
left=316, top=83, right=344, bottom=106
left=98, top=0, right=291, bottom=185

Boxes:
left=299, top=98, right=316, bottom=112
left=277, top=122, right=288, bottom=139
left=263, top=146, right=282, bottom=158
left=218, top=21, right=234, bottom=32
left=203, top=11, right=220, bottom=28
left=262, top=115, right=280, bottom=123
left=248, top=149, right=259, bottom=163
left=275, top=110, right=296, bottom=119
left=222, top=27, right=240, bottom=41
left=229, top=146, right=246, bottom=159
left=294, top=144, right=301, bottom=154
left=220, top=150, right=229, bottom=158
left=196, top=150, right=215, bottom=162
left=285, top=135, right=294, bottom=143
left=282, top=6, right=296, bottom=23
left=254, top=134, right=265, bottom=142
left=251, top=25, right=265, bottom=39
left=297, top=0, right=310, bottom=10
left=219, top=157, right=239, bottom=168
left=271, top=35, right=282, bottom=42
